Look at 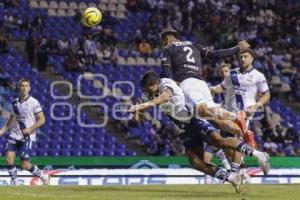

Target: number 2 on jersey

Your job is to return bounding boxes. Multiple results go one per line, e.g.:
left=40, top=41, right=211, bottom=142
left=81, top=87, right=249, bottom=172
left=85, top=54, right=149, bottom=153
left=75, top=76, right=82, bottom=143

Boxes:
left=183, top=46, right=195, bottom=63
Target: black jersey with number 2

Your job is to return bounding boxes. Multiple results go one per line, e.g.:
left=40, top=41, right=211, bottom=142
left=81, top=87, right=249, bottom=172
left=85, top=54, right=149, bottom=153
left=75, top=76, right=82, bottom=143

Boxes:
left=160, top=41, right=239, bottom=82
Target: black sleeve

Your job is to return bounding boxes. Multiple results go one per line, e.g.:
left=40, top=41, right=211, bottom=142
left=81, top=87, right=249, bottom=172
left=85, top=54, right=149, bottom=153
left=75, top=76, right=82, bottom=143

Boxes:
left=197, top=44, right=239, bottom=59
left=197, top=45, right=210, bottom=58
left=160, top=48, right=172, bottom=66
left=160, top=48, right=173, bottom=78
left=160, top=65, right=173, bottom=78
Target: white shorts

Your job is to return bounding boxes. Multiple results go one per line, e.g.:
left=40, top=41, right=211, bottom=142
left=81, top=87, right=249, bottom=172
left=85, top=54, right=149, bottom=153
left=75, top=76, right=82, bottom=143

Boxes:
left=179, top=78, right=216, bottom=108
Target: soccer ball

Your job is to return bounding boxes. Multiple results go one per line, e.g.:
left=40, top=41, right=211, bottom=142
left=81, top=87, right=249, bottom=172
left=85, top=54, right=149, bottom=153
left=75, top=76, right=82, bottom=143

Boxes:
left=81, top=7, right=102, bottom=27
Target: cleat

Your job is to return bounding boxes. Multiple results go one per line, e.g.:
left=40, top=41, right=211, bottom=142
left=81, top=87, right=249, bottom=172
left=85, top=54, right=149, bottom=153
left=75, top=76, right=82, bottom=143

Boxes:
left=256, top=152, right=270, bottom=175
left=41, top=174, right=50, bottom=185
left=235, top=111, right=247, bottom=134
left=239, top=169, right=251, bottom=184
left=243, top=130, right=257, bottom=148
left=205, top=174, right=213, bottom=184
left=228, top=173, right=242, bottom=193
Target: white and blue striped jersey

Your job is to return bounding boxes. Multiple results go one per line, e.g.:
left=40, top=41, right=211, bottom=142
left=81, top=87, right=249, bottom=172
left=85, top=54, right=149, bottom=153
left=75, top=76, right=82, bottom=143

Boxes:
left=10, top=96, right=43, bottom=142
left=159, top=78, right=189, bottom=118
left=141, top=78, right=191, bottom=124
left=221, top=67, right=269, bottom=112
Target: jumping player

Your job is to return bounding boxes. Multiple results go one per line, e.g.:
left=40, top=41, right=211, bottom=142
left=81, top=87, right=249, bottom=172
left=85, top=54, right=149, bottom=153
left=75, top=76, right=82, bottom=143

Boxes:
left=129, top=72, right=270, bottom=191
left=159, top=29, right=255, bottom=144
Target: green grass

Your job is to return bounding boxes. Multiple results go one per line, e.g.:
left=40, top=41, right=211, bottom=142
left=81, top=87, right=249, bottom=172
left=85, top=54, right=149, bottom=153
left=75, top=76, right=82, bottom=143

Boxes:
left=0, top=184, right=299, bottom=200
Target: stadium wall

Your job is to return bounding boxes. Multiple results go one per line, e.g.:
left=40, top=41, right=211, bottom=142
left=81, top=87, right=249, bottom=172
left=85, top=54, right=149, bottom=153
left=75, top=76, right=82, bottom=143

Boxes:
left=0, top=168, right=300, bottom=186
left=0, top=157, right=299, bottom=168
left=0, top=157, right=299, bottom=185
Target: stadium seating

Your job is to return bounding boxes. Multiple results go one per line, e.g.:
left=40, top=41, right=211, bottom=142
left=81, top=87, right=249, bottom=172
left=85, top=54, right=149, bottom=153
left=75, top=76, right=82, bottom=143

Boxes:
left=0, top=0, right=299, bottom=157
left=0, top=47, right=136, bottom=157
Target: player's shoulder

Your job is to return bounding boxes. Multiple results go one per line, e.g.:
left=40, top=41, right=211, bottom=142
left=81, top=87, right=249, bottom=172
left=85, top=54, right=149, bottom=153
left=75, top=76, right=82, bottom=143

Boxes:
left=12, top=97, right=19, bottom=104
left=230, top=67, right=239, bottom=74
left=28, top=96, right=41, bottom=104
left=252, top=68, right=264, bottom=75
left=251, top=68, right=266, bottom=79
left=160, top=78, right=177, bottom=86
left=160, top=78, right=179, bottom=91
left=163, top=43, right=175, bottom=51
left=164, top=40, right=193, bottom=49
left=232, top=68, right=239, bottom=72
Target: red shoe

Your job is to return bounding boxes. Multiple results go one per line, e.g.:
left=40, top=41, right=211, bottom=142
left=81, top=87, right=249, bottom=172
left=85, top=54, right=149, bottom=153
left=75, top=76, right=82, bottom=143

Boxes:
left=235, top=111, right=247, bottom=134
left=243, top=130, right=257, bottom=148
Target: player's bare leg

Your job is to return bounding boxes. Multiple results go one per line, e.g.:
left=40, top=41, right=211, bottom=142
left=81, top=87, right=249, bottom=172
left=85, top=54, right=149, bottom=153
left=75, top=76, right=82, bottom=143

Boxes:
left=197, top=104, right=257, bottom=147
left=203, top=145, right=232, bottom=184
left=203, top=148, right=215, bottom=184
left=186, top=147, right=242, bottom=192
left=205, top=145, right=231, bottom=170
left=210, top=120, right=242, bottom=135
left=231, top=151, right=242, bottom=173
left=196, top=104, right=243, bottom=135
left=230, top=151, right=251, bottom=184
left=204, top=141, right=250, bottom=185
left=207, top=132, right=270, bottom=175
left=222, top=137, right=244, bottom=176
left=212, top=137, right=251, bottom=185
left=223, top=148, right=234, bottom=163
left=196, top=103, right=239, bottom=121
left=21, top=160, right=50, bottom=185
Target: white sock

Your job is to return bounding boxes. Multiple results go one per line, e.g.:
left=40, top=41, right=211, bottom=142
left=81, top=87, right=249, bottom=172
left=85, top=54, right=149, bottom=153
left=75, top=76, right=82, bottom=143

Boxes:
left=252, top=149, right=261, bottom=158
left=231, top=162, right=240, bottom=173
left=215, top=149, right=231, bottom=170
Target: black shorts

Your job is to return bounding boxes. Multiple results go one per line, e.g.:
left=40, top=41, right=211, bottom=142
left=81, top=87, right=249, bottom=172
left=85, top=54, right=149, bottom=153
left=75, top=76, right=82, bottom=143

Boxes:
left=181, top=118, right=219, bottom=150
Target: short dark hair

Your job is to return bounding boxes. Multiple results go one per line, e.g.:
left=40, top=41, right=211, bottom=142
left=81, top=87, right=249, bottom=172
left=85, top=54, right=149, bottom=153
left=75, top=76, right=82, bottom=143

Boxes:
left=160, top=29, right=178, bottom=40
left=140, top=71, right=159, bottom=88
left=18, top=78, right=30, bottom=86
left=240, top=48, right=255, bottom=57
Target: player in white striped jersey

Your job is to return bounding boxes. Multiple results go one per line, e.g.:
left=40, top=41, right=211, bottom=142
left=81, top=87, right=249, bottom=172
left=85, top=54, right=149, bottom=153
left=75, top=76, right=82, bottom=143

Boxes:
left=211, top=49, right=271, bottom=183
left=206, top=63, right=248, bottom=184
left=217, top=64, right=232, bottom=109
left=211, top=48, right=270, bottom=146
left=129, top=71, right=271, bottom=192
left=0, top=78, right=50, bottom=185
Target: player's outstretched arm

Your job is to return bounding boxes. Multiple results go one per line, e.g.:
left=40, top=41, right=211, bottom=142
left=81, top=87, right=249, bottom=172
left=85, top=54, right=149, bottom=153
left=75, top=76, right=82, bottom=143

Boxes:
left=134, top=110, right=145, bottom=122
left=210, top=84, right=225, bottom=95
left=196, top=104, right=242, bottom=135
left=22, top=112, right=45, bottom=136
left=257, top=91, right=271, bottom=106
left=246, top=91, right=270, bottom=116
left=0, top=114, right=15, bottom=136
left=160, top=65, right=173, bottom=79
left=198, top=40, right=250, bottom=59
left=160, top=48, right=173, bottom=78
left=129, top=89, right=173, bottom=113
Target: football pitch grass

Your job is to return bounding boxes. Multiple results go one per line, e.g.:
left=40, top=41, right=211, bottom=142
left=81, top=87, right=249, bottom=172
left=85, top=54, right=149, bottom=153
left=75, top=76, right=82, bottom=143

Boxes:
left=0, top=184, right=299, bottom=200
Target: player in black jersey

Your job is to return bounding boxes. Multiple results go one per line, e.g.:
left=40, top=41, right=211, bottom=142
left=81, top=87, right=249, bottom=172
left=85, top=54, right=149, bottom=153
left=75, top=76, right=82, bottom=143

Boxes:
left=159, top=29, right=249, bottom=82
left=159, top=29, right=255, bottom=148
left=129, top=72, right=271, bottom=192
